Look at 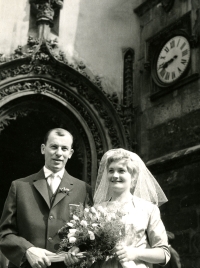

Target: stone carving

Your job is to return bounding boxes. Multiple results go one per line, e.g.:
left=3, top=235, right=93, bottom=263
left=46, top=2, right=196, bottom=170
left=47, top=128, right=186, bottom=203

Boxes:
left=122, top=48, right=137, bottom=150
left=30, top=0, right=64, bottom=26
left=161, top=0, right=175, bottom=12
left=123, top=49, right=134, bottom=107
left=36, top=2, right=54, bottom=22
left=0, top=81, right=105, bottom=164
left=14, top=46, right=26, bottom=59
left=0, top=36, right=127, bottom=151
left=28, top=35, right=40, bottom=48
left=0, top=109, right=31, bottom=132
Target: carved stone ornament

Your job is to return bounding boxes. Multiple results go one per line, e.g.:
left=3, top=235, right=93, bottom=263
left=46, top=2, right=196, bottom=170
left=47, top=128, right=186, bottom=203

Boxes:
left=161, top=0, right=175, bottom=12
left=36, top=3, right=55, bottom=22
left=30, top=0, right=64, bottom=26
left=0, top=37, right=130, bottom=161
left=1, top=38, right=127, bottom=147
left=0, top=80, right=105, bottom=166
left=122, top=49, right=137, bottom=150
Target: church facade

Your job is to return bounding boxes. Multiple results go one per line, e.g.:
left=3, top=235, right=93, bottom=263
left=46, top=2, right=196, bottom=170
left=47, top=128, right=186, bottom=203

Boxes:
left=0, top=0, right=200, bottom=267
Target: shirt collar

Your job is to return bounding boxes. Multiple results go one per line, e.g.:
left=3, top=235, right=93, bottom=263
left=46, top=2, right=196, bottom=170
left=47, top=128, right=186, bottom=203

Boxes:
left=43, top=166, right=65, bottom=179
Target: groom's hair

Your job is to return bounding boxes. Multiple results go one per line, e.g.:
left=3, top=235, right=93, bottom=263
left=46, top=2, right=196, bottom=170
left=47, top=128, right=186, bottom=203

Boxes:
left=44, top=128, right=73, bottom=147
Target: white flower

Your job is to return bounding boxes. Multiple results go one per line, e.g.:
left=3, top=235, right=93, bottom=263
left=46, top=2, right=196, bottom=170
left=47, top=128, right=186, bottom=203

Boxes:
left=84, top=208, right=89, bottom=217
left=73, top=215, right=80, bottom=221
left=69, top=229, right=77, bottom=234
left=67, top=222, right=74, bottom=227
left=67, top=232, right=76, bottom=238
left=80, top=220, right=87, bottom=227
left=69, top=237, right=76, bottom=243
left=90, top=207, right=97, bottom=214
left=91, top=223, right=98, bottom=227
left=84, top=208, right=89, bottom=213
left=106, top=214, right=111, bottom=221
left=88, top=230, right=95, bottom=240
left=97, top=206, right=106, bottom=216
left=96, top=206, right=104, bottom=213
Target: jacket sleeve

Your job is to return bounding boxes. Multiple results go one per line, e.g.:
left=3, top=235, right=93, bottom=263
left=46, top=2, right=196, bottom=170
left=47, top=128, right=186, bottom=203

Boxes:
left=0, top=182, right=33, bottom=267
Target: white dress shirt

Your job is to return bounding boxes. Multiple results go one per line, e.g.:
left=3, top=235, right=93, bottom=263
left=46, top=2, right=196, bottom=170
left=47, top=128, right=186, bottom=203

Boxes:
left=43, top=166, right=65, bottom=193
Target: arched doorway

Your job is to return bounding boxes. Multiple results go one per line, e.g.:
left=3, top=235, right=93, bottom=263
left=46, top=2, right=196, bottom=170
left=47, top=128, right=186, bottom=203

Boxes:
left=0, top=94, right=89, bottom=213
left=0, top=41, right=130, bottom=215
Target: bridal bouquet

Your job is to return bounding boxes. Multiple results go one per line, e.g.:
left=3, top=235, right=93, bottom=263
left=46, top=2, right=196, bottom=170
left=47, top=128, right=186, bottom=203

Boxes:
left=51, top=204, right=126, bottom=267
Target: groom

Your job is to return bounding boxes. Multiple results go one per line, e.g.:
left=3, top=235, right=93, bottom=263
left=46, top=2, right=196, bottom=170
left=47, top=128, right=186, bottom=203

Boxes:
left=0, top=128, right=93, bottom=268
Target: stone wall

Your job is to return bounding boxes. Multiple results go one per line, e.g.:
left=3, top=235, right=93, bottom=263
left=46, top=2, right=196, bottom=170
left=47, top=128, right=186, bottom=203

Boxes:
left=0, top=0, right=140, bottom=96
left=134, top=0, right=200, bottom=266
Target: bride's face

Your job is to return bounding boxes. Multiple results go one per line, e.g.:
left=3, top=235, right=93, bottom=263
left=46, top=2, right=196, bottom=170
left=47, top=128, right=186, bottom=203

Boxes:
left=107, top=159, right=134, bottom=194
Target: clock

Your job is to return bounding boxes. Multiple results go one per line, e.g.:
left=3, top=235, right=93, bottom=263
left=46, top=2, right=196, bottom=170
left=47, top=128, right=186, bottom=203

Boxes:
left=152, top=35, right=191, bottom=87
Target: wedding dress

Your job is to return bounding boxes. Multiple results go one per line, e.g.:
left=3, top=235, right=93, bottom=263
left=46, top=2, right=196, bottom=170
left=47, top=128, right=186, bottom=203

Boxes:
left=93, top=148, right=171, bottom=268
left=93, top=196, right=169, bottom=268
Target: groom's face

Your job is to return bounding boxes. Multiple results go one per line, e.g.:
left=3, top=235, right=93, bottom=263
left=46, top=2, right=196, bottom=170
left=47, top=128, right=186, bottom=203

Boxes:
left=41, top=130, right=74, bottom=173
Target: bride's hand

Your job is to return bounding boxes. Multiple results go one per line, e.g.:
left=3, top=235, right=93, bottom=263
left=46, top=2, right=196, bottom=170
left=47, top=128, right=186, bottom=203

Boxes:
left=115, top=245, right=140, bottom=262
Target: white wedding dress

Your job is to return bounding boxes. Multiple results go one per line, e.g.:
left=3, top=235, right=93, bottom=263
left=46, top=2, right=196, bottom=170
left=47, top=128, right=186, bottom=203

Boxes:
left=96, top=196, right=169, bottom=268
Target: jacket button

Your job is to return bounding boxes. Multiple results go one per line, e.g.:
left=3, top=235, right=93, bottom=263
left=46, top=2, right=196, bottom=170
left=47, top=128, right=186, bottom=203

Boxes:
left=49, top=215, right=53, bottom=220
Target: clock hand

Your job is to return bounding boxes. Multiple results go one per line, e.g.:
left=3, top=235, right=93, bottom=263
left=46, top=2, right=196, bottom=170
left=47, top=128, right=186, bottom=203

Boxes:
left=162, top=55, right=178, bottom=69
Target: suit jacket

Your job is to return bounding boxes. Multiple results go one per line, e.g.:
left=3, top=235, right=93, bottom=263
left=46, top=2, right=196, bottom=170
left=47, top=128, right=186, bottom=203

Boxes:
left=0, top=169, right=93, bottom=268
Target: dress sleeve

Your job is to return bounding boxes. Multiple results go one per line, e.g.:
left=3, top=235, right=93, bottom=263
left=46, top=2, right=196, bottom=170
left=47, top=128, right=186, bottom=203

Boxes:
left=146, top=204, right=170, bottom=266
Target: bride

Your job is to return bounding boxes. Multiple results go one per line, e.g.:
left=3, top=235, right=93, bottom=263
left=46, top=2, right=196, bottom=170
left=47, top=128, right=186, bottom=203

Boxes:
left=92, top=148, right=170, bottom=268
left=64, top=148, right=170, bottom=268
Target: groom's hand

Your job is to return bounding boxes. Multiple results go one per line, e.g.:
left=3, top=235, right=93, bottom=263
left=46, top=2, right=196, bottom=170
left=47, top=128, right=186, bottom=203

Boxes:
left=26, top=247, right=53, bottom=268
left=64, top=246, right=80, bottom=266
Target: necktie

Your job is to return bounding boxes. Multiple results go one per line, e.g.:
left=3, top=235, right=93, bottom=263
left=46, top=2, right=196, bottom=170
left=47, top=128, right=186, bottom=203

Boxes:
left=47, top=174, right=61, bottom=194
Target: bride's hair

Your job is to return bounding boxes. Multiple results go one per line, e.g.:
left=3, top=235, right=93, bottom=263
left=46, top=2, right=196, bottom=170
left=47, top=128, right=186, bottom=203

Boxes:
left=106, top=152, right=139, bottom=179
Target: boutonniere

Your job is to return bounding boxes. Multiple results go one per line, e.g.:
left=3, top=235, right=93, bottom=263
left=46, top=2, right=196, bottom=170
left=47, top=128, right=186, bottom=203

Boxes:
left=59, top=187, right=70, bottom=195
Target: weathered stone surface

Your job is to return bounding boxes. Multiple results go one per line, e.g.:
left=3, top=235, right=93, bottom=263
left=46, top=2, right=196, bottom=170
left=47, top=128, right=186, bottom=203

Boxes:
left=162, top=209, right=198, bottom=232
left=148, top=110, right=200, bottom=159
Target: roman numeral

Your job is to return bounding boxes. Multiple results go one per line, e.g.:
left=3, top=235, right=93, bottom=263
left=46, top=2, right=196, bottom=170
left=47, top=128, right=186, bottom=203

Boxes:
left=164, top=46, right=169, bottom=53
left=160, top=56, right=165, bottom=59
left=182, top=49, right=188, bottom=57
left=170, top=40, right=175, bottom=48
left=160, top=68, right=166, bottom=78
left=177, top=39, right=180, bottom=47
left=178, top=67, right=182, bottom=73
left=158, top=63, right=164, bottom=70
left=180, top=42, right=186, bottom=50
left=165, top=72, right=170, bottom=80
left=172, top=72, right=176, bottom=79
left=181, top=59, right=187, bottom=65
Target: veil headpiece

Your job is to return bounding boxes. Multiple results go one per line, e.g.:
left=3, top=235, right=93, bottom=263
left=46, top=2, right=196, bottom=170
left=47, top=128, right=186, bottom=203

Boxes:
left=94, top=148, right=168, bottom=207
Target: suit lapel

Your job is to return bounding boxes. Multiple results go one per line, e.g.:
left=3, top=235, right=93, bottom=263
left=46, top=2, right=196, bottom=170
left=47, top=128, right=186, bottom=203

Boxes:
left=33, top=169, right=51, bottom=208
left=52, top=171, right=74, bottom=208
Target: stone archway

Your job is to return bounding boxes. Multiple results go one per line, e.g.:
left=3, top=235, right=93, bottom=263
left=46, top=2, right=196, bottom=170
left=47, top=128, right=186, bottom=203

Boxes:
left=0, top=39, right=131, bottom=216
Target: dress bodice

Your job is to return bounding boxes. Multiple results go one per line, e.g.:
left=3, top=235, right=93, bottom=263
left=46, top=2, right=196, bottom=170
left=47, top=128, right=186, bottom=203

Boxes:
left=95, top=196, right=170, bottom=268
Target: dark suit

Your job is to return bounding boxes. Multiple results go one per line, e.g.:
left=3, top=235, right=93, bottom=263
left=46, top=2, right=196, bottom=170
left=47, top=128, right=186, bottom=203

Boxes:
left=0, top=169, right=93, bottom=268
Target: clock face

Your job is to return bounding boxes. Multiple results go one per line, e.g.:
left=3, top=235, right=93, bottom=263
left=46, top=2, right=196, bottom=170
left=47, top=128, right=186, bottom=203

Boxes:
left=155, top=35, right=190, bottom=85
